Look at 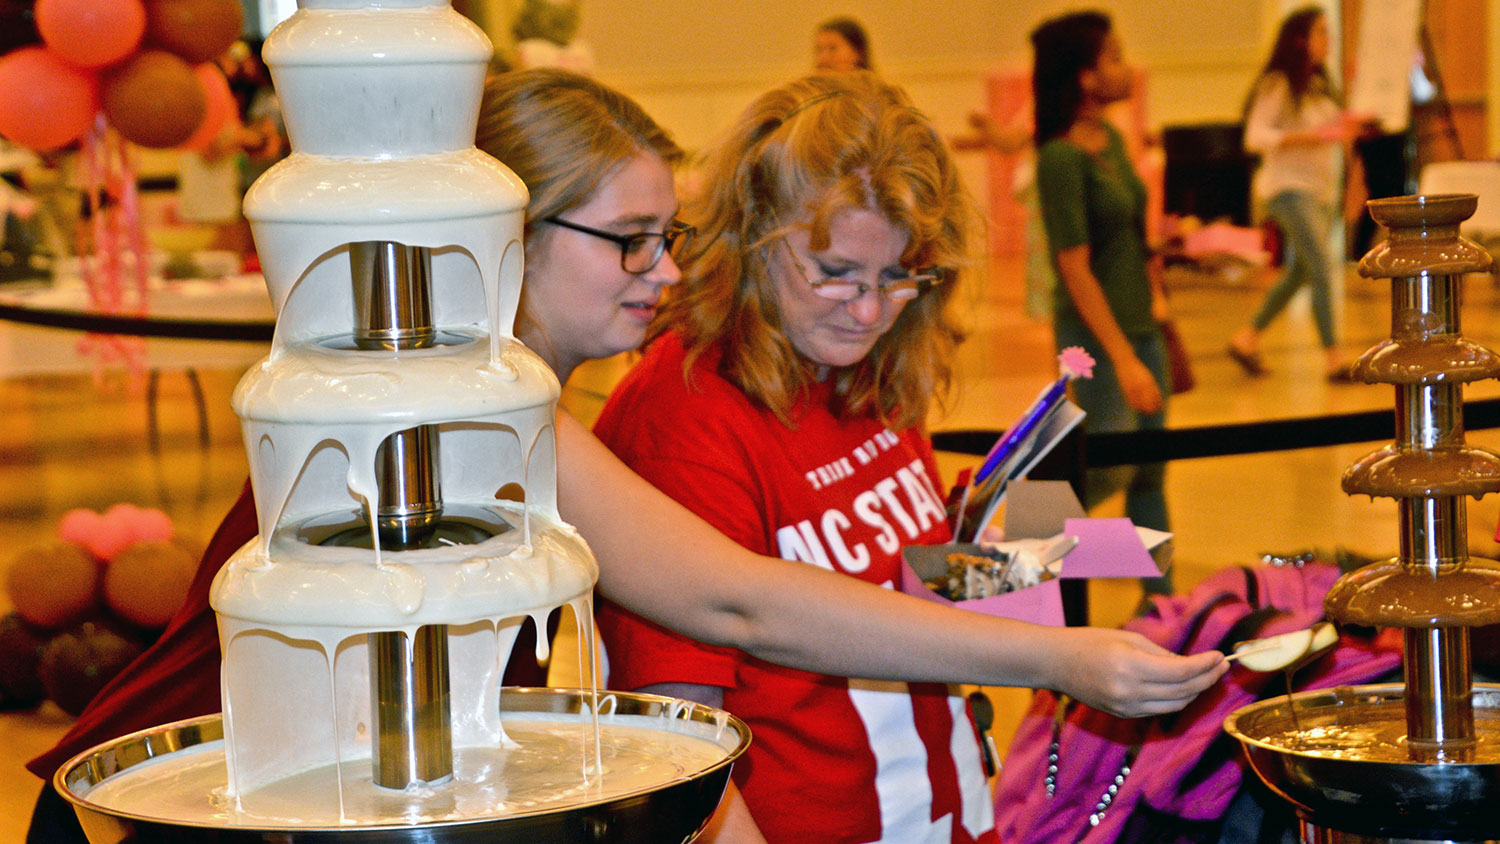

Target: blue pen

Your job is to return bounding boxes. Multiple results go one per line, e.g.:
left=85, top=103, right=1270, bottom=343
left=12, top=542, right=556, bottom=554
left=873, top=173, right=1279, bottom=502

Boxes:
left=973, top=374, right=1068, bottom=484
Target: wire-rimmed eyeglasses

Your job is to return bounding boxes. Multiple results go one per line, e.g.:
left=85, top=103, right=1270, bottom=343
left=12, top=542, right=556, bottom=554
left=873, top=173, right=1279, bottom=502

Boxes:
left=543, top=217, right=695, bottom=274
left=781, top=238, right=949, bottom=302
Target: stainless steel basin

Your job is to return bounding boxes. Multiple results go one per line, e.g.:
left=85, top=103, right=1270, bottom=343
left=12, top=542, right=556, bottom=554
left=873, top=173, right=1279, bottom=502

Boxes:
left=57, top=687, right=750, bottom=844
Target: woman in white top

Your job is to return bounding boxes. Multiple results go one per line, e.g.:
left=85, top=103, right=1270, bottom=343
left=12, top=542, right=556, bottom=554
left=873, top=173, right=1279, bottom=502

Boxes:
left=1228, top=6, right=1362, bottom=381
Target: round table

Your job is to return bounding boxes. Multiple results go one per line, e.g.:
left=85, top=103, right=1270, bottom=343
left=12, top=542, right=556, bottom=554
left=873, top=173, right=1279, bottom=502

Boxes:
left=0, top=275, right=274, bottom=447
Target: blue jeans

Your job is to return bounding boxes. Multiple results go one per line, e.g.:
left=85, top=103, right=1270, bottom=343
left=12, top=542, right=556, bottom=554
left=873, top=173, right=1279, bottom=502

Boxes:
left=1055, top=321, right=1172, bottom=592
left=1253, top=190, right=1337, bottom=348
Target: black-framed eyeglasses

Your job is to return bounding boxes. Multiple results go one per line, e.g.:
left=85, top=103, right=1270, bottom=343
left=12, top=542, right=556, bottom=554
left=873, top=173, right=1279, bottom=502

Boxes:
left=543, top=217, right=695, bottom=274
left=781, top=238, right=950, bottom=302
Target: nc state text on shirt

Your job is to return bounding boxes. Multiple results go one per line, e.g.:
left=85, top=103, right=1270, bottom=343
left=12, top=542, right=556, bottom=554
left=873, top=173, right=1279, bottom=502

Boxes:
left=805, top=429, right=903, bottom=491
left=778, top=458, right=946, bottom=574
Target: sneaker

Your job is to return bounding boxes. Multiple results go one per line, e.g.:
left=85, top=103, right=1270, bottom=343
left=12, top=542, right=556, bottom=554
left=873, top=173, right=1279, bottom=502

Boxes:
left=1227, top=344, right=1267, bottom=376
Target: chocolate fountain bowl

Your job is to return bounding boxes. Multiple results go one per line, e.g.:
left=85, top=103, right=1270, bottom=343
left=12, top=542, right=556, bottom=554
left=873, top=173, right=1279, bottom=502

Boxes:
left=1226, top=684, right=1500, bottom=840
left=56, top=688, right=750, bottom=844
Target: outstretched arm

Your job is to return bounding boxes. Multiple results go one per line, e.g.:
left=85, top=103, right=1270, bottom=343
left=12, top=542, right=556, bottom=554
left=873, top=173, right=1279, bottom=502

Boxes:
left=556, top=412, right=1225, bottom=718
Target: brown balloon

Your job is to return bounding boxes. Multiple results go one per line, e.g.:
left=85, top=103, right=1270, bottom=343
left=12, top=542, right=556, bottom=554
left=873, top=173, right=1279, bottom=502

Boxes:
left=103, top=50, right=207, bottom=148
left=145, top=0, right=243, bottom=64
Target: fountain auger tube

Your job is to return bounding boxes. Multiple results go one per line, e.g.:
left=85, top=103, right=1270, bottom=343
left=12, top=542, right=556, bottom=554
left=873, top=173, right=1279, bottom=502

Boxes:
left=350, top=240, right=454, bottom=789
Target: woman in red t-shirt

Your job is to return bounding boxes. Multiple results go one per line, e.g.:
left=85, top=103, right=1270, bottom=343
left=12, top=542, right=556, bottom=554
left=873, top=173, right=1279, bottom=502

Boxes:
left=593, top=71, right=1225, bottom=843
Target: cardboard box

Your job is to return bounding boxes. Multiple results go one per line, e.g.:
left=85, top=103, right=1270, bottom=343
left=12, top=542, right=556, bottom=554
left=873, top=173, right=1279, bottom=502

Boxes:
left=900, top=480, right=1168, bottom=626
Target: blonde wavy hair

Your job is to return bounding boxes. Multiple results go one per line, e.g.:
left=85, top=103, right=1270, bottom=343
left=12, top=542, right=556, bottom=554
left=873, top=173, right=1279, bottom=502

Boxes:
left=475, top=69, right=684, bottom=353
left=654, top=71, right=971, bottom=431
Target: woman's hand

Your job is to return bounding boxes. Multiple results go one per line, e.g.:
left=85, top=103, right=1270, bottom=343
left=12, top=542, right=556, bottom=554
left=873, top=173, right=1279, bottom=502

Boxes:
left=1150, top=291, right=1172, bottom=325
left=1049, top=627, right=1227, bottom=718
left=952, top=111, right=1031, bottom=154
left=1115, top=354, right=1163, bottom=415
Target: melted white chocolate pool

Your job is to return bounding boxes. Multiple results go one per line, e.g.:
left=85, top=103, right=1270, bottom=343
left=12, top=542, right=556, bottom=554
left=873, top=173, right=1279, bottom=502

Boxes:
left=84, top=717, right=734, bottom=826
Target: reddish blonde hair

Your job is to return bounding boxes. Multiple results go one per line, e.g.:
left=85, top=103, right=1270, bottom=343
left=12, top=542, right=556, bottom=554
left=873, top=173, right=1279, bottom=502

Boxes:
left=655, top=71, right=972, bottom=430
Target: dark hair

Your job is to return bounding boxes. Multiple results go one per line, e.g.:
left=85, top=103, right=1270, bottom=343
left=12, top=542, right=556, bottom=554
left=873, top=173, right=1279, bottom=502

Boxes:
left=817, top=16, right=872, bottom=70
left=1248, top=6, right=1332, bottom=114
left=1030, top=11, right=1112, bottom=144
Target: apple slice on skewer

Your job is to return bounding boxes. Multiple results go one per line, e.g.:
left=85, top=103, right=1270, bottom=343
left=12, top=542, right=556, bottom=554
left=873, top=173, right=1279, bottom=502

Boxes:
left=1229, top=621, right=1338, bottom=672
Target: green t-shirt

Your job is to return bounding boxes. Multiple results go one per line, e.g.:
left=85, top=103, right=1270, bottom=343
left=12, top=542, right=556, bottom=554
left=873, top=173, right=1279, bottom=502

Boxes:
left=1036, top=124, right=1155, bottom=336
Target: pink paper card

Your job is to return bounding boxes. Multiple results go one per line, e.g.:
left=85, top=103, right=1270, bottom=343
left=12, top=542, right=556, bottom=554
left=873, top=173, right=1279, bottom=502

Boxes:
left=1060, top=517, right=1163, bottom=578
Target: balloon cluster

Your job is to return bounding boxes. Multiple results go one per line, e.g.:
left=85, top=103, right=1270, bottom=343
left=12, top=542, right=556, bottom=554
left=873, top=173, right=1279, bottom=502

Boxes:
left=0, top=503, right=200, bottom=715
left=0, top=0, right=242, bottom=153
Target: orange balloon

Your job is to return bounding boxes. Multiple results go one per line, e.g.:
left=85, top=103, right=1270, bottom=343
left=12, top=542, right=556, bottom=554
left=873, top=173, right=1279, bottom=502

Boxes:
left=103, top=541, right=195, bottom=629
left=178, top=62, right=237, bottom=152
left=146, top=0, right=243, bottom=64
left=102, top=49, right=206, bottom=148
left=6, top=543, right=100, bottom=629
left=35, top=0, right=146, bottom=69
left=0, top=46, right=98, bottom=151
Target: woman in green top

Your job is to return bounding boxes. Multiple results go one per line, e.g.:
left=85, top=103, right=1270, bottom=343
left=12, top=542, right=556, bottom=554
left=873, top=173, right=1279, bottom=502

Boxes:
left=1032, top=11, right=1171, bottom=593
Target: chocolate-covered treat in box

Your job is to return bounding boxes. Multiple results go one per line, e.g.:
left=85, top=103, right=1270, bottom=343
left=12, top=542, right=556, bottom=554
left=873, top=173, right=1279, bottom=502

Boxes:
left=925, top=546, right=1055, bottom=601
left=902, top=481, right=1169, bottom=626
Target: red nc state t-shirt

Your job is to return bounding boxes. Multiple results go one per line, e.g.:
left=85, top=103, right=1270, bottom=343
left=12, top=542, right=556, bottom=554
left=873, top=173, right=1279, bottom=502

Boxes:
left=593, top=332, right=996, bottom=844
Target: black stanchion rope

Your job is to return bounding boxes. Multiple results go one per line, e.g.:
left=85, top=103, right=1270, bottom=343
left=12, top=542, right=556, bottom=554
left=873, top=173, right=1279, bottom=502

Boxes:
left=933, top=396, right=1500, bottom=468
left=0, top=303, right=274, bottom=342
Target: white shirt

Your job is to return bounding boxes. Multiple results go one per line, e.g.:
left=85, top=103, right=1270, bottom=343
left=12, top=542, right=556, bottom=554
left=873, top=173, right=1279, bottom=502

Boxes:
left=1244, top=73, right=1343, bottom=205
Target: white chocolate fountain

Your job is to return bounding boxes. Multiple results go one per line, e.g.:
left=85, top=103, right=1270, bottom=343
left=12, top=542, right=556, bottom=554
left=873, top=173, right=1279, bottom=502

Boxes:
left=54, top=1, right=746, bottom=838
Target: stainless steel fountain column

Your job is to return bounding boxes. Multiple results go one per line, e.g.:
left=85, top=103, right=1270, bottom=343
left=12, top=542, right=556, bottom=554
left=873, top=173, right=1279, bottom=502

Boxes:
left=1381, top=266, right=1478, bottom=760
left=350, top=240, right=454, bottom=788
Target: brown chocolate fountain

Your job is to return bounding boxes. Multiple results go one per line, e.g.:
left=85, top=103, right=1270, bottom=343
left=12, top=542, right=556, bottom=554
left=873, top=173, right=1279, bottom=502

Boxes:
left=1225, top=194, right=1500, bottom=843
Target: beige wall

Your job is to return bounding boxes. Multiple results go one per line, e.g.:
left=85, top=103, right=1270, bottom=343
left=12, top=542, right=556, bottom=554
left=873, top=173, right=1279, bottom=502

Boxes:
left=580, top=0, right=1281, bottom=154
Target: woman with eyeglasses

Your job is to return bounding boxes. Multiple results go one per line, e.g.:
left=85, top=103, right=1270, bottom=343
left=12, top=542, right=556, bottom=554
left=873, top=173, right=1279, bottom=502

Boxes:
left=28, top=69, right=1225, bottom=843
left=1032, top=12, right=1172, bottom=595
left=586, top=70, right=1208, bottom=844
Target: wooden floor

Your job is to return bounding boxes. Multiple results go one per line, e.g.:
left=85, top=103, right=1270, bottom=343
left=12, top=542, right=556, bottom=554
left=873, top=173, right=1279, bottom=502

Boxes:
left=6, top=258, right=1500, bottom=838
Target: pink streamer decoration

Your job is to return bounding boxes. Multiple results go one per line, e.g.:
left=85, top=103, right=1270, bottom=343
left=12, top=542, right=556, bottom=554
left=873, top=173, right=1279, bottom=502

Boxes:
left=77, top=115, right=149, bottom=386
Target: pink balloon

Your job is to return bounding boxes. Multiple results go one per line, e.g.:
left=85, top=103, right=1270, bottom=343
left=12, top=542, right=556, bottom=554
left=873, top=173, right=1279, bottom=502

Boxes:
left=178, top=62, right=237, bottom=152
left=56, top=508, right=105, bottom=547
left=100, top=502, right=174, bottom=544
left=90, top=503, right=146, bottom=562
left=103, top=502, right=143, bottom=522
left=129, top=508, right=176, bottom=544
left=0, top=46, right=98, bottom=151
left=35, top=0, right=146, bottom=69
left=83, top=530, right=137, bottom=563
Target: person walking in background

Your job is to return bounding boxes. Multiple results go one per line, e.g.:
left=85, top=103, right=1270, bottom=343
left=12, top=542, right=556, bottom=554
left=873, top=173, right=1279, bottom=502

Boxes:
left=1032, top=11, right=1172, bottom=594
left=813, top=16, right=872, bottom=72
left=1227, top=6, right=1366, bottom=382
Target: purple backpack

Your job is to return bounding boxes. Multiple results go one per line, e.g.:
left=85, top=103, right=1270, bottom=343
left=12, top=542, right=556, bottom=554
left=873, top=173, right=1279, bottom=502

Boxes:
left=994, top=561, right=1402, bottom=844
